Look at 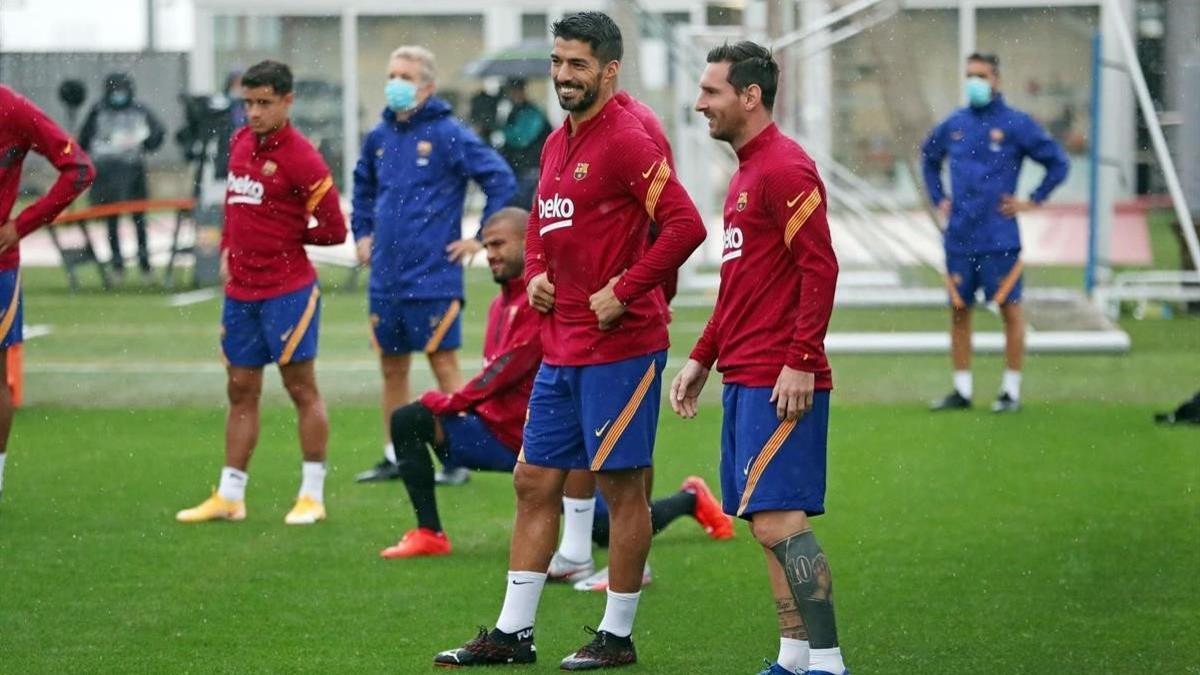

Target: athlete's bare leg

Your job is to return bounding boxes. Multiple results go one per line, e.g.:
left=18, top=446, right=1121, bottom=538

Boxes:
left=380, top=352, right=412, bottom=438
left=279, top=359, right=328, bottom=462
left=1000, top=302, right=1025, bottom=371
left=224, top=365, right=264, bottom=471
left=950, top=306, right=972, bottom=371
left=510, top=463, right=570, bottom=571
left=428, top=349, right=463, bottom=392
left=595, top=468, right=652, bottom=593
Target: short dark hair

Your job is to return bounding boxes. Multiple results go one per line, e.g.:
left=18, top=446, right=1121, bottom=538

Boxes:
left=552, top=12, right=623, bottom=64
left=241, top=60, right=294, bottom=96
left=967, top=52, right=1000, bottom=75
left=706, top=41, right=779, bottom=111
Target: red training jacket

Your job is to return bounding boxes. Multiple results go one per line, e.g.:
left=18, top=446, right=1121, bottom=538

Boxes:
left=420, top=277, right=542, bottom=451
left=690, top=124, right=838, bottom=390
left=0, top=85, right=95, bottom=271
left=525, top=95, right=706, bottom=366
left=614, top=91, right=679, bottom=304
left=221, top=124, right=346, bottom=301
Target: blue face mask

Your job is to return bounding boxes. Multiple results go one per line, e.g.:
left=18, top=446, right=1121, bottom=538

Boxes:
left=109, top=90, right=131, bottom=107
left=965, top=76, right=992, bottom=108
left=385, top=78, right=418, bottom=113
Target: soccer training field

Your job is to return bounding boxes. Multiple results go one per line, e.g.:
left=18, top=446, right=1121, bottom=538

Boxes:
left=1, top=264, right=1197, bottom=673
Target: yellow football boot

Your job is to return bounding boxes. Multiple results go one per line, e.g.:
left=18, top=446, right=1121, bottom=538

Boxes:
left=284, top=495, right=326, bottom=525
left=176, top=491, right=245, bottom=523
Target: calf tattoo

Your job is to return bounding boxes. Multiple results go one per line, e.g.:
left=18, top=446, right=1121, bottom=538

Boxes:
left=770, top=529, right=839, bottom=648
left=774, top=598, right=808, bottom=640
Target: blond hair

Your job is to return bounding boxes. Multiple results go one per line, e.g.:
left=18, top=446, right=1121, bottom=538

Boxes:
left=389, top=45, right=436, bottom=83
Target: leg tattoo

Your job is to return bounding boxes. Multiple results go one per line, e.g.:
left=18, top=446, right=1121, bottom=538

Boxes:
left=775, top=597, right=808, bottom=641
left=770, top=529, right=839, bottom=648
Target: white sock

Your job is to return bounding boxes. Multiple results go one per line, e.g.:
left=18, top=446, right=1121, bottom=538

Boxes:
left=1002, top=369, right=1022, bottom=400
left=596, top=589, right=641, bottom=638
left=495, top=570, right=546, bottom=633
left=778, top=637, right=809, bottom=673
left=953, top=370, right=973, bottom=399
left=218, top=466, right=248, bottom=502
left=383, top=442, right=397, bottom=464
left=0, top=452, right=7, bottom=492
left=300, top=461, right=326, bottom=502
left=810, top=647, right=846, bottom=674
left=559, top=496, right=596, bottom=562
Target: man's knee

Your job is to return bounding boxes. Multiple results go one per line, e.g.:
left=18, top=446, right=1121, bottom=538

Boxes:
left=513, top=464, right=563, bottom=507
left=381, top=355, right=411, bottom=381
left=596, top=470, right=650, bottom=513
left=390, top=402, right=435, bottom=445
left=227, top=372, right=262, bottom=406
left=751, top=510, right=811, bottom=548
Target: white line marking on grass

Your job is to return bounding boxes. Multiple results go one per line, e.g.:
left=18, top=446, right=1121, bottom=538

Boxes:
left=168, top=288, right=219, bottom=307
left=24, top=324, right=53, bottom=340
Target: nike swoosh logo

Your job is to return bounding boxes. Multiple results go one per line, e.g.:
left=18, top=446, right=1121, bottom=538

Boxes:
left=572, top=507, right=590, bottom=513
left=594, top=419, right=612, bottom=437
left=641, top=162, right=657, bottom=179
left=512, top=580, right=534, bottom=585
left=787, top=192, right=805, bottom=208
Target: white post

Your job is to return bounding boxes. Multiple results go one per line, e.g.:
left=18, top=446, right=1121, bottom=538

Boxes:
left=1104, top=0, right=1200, bottom=271
left=340, top=7, right=358, bottom=194
left=800, top=0, right=832, bottom=158
left=190, top=7, right=215, bottom=94
left=957, top=0, right=976, bottom=106
left=484, top=5, right=521, bottom=52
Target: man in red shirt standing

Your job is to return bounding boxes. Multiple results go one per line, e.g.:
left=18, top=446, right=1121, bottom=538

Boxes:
left=176, top=60, right=347, bottom=526
left=0, top=85, right=95, bottom=502
left=672, top=43, right=847, bottom=675
left=435, top=12, right=707, bottom=671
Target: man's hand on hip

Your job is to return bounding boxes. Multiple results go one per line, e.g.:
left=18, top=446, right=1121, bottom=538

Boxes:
left=355, top=235, right=372, bottom=266
left=770, top=366, right=815, bottom=422
left=528, top=272, right=555, bottom=313
left=999, top=194, right=1035, bottom=217
left=588, top=276, right=626, bottom=331
left=0, top=220, right=19, bottom=254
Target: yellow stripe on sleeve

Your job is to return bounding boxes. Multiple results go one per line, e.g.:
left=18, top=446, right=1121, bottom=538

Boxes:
left=783, top=190, right=822, bottom=248
left=643, top=161, right=671, bottom=219
left=305, top=176, right=334, bottom=214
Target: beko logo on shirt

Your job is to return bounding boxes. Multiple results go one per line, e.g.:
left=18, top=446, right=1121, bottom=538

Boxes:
left=722, top=226, right=744, bottom=263
left=538, top=194, right=575, bottom=235
left=227, top=173, right=265, bottom=206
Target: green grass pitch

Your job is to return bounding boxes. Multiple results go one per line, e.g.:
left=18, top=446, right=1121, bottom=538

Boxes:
left=0, top=263, right=1197, bottom=673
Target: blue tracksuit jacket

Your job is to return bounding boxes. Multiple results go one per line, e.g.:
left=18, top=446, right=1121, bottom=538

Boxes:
left=921, top=94, right=1069, bottom=255
left=352, top=97, right=516, bottom=300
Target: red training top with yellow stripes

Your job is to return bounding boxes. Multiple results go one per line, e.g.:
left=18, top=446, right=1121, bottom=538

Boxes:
left=221, top=123, right=347, bottom=301
left=690, top=123, right=838, bottom=389
left=525, top=95, right=706, bottom=366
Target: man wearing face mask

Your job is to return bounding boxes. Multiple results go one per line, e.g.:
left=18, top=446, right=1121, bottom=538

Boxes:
left=79, top=72, right=165, bottom=281
left=352, top=46, right=517, bottom=487
left=921, top=52, right=1069, bottom=414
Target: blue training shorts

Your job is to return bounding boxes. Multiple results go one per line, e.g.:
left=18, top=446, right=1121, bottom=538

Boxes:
left=222, top=282, right=321, bottom=368
left=439, top=412, right=518, bottom=472
left=720, top=384, right=831, bottom=520
left=520, top=350, right=667, bottom=472
left=369, top=296, right=462, bottom=355
left=945, top=250, right=1023, bottom=307
left=0, top=269, right=23, bottom=349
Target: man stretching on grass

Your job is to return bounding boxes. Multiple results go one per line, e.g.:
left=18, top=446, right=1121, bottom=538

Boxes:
left=0, top=84, right=95, bottom=502
left=176, top=60, right=346, bottom=526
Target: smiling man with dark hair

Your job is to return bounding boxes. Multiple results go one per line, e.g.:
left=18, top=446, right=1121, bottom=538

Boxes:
left=434, top=10, right=707, bottom=671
